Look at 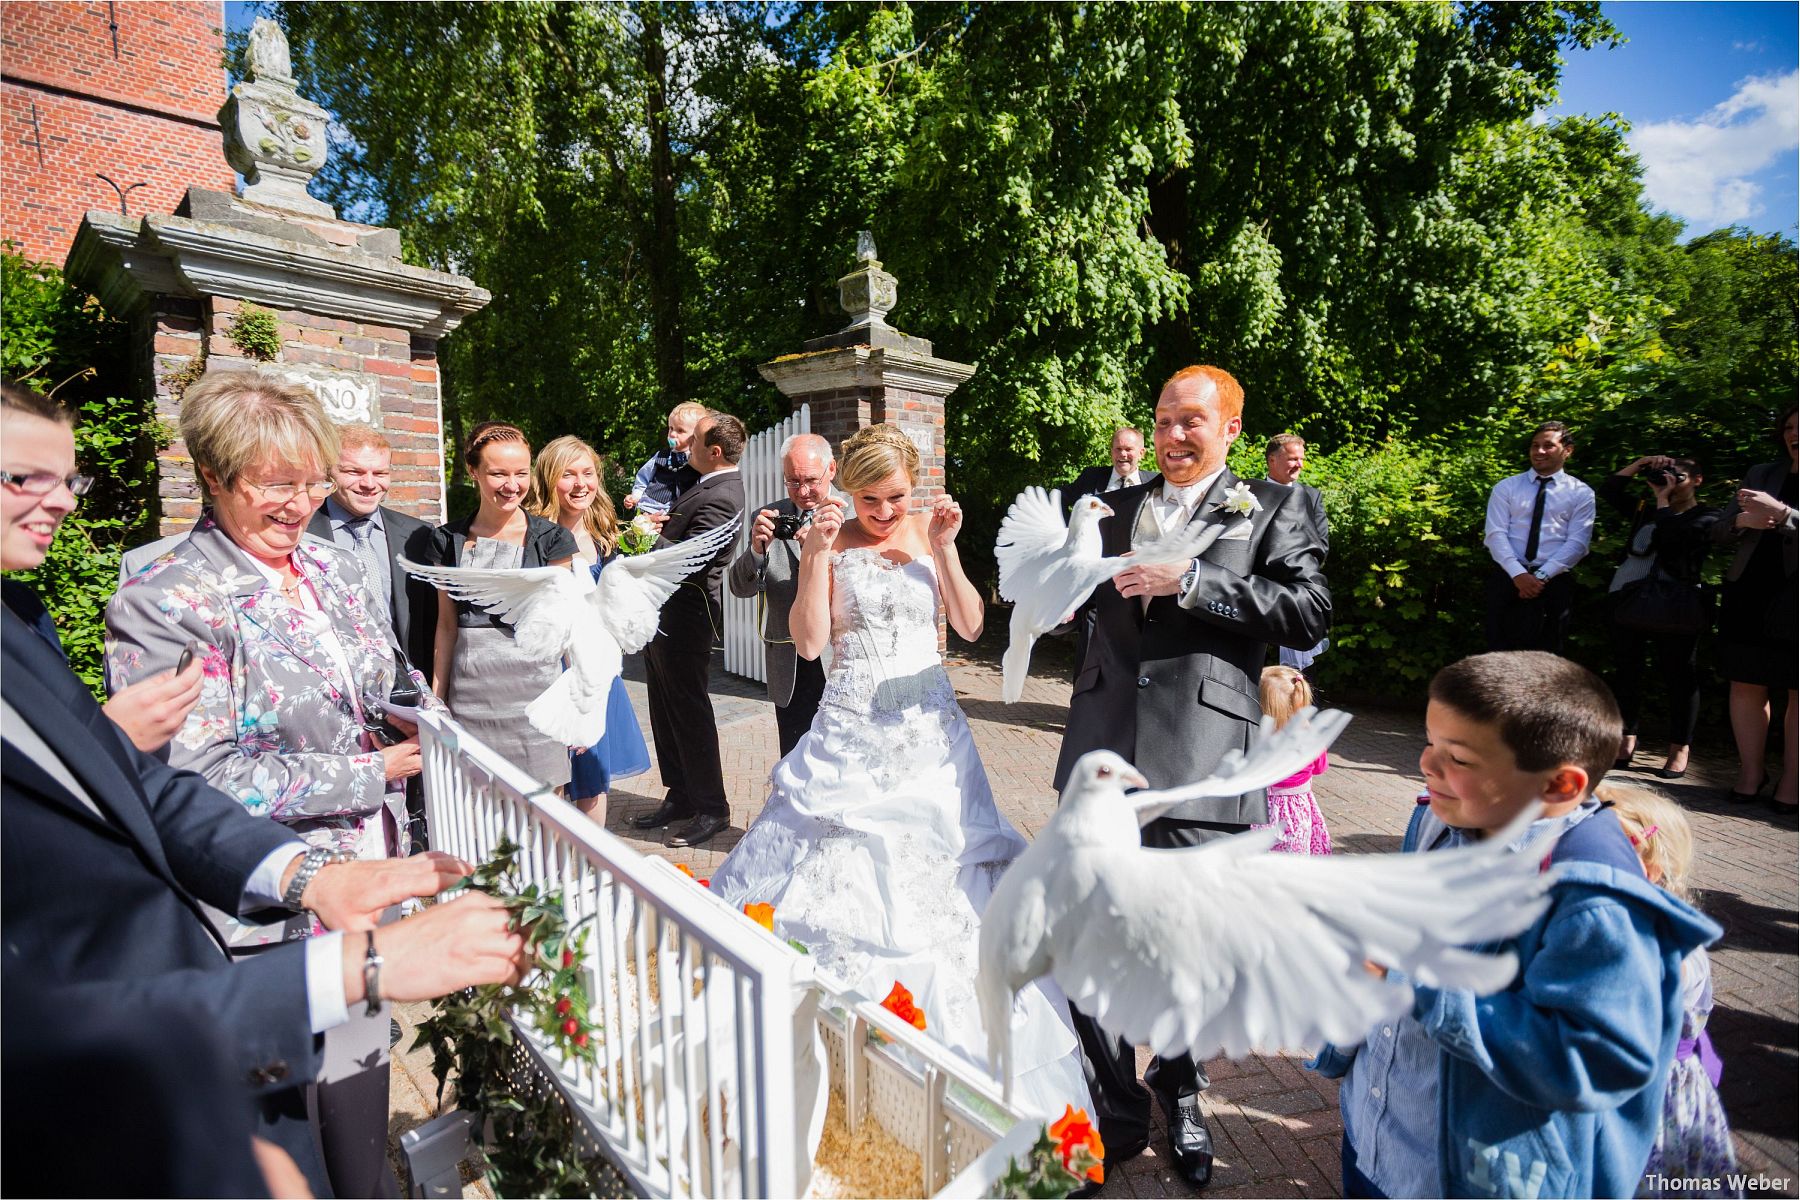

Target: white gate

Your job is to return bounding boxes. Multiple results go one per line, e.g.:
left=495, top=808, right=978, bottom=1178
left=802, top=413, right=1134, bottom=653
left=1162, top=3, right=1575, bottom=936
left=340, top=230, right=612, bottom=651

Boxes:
left=722, top=404, right=810, bottom=682
left=412, top=707, right=1035, bottom=1198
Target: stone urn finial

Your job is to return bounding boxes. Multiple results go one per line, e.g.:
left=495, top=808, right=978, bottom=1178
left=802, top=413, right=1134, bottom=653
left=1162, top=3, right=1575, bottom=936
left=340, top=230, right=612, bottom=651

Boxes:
left=838, top=232, right=897, bottom=330
left=219, top=18, right=334, bottom=218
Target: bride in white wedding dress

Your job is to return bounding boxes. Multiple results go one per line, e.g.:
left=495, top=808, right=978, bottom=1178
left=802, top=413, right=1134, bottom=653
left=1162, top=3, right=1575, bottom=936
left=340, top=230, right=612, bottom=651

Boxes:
left=710, top=424, right=1092, bottom=1119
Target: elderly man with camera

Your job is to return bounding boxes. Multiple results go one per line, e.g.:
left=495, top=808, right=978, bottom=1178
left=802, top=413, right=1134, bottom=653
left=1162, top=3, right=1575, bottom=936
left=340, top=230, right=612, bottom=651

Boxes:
left=728, top=432, right=838, bottom=757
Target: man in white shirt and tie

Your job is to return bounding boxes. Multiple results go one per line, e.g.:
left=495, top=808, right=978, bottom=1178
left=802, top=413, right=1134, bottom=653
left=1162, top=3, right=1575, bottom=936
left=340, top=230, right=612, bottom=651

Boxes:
left=1483, top=420, right=1596, bottom=653
left=1059, top=426, right=1146, bottom=512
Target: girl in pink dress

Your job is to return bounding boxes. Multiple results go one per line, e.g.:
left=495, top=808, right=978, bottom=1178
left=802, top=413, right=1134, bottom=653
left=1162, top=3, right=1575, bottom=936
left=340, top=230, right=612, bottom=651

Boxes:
left=1255, top=665, right=1333, bottom=855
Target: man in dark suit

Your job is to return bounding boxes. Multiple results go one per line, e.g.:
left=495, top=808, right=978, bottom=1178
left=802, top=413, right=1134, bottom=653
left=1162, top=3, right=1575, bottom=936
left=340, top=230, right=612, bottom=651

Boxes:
left=1058, top=426, right=1147, bottom=512
left=632, top=411, right=749, bottom=848
left=1266, top=434, right=1331, bottom=673
left=1054, top=366, right=1331, bottom=1189
left=727, top=432, right=835, bottom=756
left=308, top=423, right=439, bottom=848
left=1, top=381, right=528, bottom=1196
left=306, top=423, right=438, bottom=678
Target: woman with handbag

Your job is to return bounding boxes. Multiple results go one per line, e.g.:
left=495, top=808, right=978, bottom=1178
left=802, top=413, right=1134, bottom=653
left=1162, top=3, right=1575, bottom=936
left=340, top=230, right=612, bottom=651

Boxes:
left=1711, top=410, right=1798, bottom=813
left=1601, top=454, right=1720, bottom=780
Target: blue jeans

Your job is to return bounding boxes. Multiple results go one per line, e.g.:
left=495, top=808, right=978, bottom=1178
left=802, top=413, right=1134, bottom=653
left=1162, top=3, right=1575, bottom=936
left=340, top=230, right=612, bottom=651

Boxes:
left=1341, top=1135, right=1388, bottom=1199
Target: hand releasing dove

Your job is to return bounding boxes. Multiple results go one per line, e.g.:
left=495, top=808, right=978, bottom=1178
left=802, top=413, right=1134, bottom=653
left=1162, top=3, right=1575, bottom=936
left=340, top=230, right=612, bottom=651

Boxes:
left=976, top=709, right=1559, bottom=1103
left=993, top=486, right=1222, bottom=703
left=398, top=517, right=739, bottom=749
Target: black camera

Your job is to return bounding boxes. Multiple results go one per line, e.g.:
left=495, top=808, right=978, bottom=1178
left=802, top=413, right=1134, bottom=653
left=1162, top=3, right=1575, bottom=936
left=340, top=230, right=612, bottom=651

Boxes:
left=1645, top=467, right=1681, bottom=486
left=772, top=509, right=813, bottom=540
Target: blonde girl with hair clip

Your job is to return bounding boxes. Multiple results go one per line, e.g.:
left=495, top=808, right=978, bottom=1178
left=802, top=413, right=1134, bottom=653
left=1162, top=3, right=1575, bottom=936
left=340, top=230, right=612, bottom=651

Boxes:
left=1604, top=784, right=1741, bottom=1197
left=1253, top=664, right=1333, bottom=855
left=529, top=436, right=649, bottom=820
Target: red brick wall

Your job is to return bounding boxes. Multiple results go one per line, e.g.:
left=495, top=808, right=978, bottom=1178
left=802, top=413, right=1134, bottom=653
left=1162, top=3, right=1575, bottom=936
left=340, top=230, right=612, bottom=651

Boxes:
left=151, top=297, right=447, bottom=531
left=1, top=1, right=233, bottom=263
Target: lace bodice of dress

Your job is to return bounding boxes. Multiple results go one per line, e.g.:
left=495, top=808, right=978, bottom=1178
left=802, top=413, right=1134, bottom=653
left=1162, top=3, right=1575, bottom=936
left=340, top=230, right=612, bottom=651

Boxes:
left=821, top=548, right=956, bottom=718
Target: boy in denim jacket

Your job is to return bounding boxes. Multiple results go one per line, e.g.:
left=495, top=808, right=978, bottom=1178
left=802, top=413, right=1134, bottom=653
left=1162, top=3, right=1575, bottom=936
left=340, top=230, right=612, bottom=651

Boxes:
left=1314, top=651, right=1719, bottom=1198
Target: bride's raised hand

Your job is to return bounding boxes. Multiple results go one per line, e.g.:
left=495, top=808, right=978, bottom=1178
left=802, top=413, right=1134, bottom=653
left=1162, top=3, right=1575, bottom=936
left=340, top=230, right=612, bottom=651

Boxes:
left=800, top=498, right=845, bottom=555
left=928, top=493, right=963, bottom=550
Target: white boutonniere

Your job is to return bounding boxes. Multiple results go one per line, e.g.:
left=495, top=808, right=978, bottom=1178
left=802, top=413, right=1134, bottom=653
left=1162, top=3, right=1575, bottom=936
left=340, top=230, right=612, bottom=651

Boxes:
left=1214, top=481, right=1262, bottom=517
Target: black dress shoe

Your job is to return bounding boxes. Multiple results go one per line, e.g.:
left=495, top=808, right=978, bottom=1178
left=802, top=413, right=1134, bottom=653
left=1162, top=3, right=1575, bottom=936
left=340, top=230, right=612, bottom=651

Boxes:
left=1165, top=1093, right=1214, bottom=1189
left=630, top=800, right=685, bottom=830
left=665, top=813, right=729, bottom=848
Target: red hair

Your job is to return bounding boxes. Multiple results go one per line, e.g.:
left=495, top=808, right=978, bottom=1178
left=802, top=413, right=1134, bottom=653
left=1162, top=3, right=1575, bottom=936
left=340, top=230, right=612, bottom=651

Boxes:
left=1160, top=365, right=1244, bottom=424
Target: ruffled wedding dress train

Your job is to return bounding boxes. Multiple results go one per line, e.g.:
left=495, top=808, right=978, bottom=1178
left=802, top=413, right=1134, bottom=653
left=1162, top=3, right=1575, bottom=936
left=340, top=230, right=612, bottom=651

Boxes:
left=710, top=547, right=1091, bottom=1119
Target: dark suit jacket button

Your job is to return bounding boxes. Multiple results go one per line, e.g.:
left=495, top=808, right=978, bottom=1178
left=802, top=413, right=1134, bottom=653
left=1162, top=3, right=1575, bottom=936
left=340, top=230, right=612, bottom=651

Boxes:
left=1137, top=675, right=1151, bottom=688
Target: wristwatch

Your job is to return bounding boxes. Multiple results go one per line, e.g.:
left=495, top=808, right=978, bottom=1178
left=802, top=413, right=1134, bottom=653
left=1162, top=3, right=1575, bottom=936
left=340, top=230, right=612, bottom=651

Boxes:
left=1533, top=568, right=1552, bottom=582
left=1178, top=559, right=1200, bottom=596
left=281, top=846, right=354, bottom=912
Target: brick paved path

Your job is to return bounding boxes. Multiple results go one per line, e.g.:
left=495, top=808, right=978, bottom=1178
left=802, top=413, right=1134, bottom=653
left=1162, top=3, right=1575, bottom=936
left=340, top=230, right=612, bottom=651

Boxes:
left=408, top=643, right=1799, bottom=1197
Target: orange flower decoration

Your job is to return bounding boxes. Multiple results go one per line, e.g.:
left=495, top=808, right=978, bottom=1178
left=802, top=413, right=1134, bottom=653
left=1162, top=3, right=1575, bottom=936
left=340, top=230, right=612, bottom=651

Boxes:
left=1050, top=1105, right=1106, bottom=1184
left=880, top=981, right=928, bottom=1031
left=674, top=863, right=696, bottom=879
left=742, top=902, right=776, bottom=932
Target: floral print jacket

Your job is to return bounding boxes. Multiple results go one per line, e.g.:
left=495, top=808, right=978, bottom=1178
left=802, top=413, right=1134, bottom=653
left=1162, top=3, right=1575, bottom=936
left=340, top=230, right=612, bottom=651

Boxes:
left=105, top=515, right=435, bottom=947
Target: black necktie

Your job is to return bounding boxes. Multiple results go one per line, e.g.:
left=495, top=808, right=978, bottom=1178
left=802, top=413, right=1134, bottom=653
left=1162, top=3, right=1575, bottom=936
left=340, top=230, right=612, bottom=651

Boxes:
left=1523, top=476, right=1550, bottom=565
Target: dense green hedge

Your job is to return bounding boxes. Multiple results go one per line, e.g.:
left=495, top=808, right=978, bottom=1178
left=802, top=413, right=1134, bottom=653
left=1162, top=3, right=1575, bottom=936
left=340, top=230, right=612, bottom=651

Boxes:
left=1, top=247, right=160, bottom=695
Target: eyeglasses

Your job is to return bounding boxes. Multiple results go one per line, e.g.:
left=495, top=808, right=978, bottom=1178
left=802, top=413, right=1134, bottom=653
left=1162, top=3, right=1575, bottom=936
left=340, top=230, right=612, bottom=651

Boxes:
left=244, top=480, right=336, bottom=502
left=784, top=476, right=828, bottom=489
left=0, top=470, right=95, bottom=497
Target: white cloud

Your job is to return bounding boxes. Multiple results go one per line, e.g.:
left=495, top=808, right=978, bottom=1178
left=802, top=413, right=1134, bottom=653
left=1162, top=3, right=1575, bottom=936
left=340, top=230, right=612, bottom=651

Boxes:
left=1733, top=39, right=1765, bottom=53
left=1629, top=70, right=1799, bottom=229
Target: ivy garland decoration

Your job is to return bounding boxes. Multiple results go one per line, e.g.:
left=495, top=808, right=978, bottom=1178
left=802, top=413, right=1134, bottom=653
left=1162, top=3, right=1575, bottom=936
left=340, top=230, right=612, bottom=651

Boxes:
left=414, top=838, right=610, bottom=1196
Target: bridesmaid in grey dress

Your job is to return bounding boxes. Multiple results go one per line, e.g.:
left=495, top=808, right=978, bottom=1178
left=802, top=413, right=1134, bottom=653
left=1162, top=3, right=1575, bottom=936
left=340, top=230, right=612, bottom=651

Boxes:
left=427, top=421, right=578, bottom=787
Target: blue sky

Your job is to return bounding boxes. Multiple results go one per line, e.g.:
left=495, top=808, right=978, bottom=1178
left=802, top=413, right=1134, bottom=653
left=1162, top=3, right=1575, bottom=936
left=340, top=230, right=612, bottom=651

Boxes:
left=1551, top=2, right=1798, bottom=238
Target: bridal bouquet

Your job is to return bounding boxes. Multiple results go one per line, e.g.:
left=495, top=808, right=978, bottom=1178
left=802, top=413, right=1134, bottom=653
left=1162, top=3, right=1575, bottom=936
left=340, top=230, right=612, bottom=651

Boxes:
left=990, top=1105, right=1105, bottom=1197
left=617, top=512, right=660, bottom=556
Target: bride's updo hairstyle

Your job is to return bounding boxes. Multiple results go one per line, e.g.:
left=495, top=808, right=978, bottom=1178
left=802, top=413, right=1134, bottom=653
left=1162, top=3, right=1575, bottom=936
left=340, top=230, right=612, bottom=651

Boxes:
left=837, top=422, right=920, bottom=492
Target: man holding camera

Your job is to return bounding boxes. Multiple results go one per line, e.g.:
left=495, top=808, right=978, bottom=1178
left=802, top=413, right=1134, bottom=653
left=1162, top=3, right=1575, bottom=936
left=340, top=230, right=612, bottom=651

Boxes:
left=1483, top=420, right=1595, bottom=653
left=728, top=433, right=837, bottom=757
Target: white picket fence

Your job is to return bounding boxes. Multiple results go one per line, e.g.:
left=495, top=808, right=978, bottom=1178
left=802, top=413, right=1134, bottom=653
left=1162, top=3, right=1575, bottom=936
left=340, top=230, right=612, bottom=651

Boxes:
left=411, top=706, right=1031, bottom=1199
left=722, top=404, right=810, bottom=683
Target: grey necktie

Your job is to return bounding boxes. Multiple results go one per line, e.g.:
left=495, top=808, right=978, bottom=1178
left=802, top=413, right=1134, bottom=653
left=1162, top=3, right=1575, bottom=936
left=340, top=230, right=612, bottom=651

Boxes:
left=346, top=516, right=386, bottom=596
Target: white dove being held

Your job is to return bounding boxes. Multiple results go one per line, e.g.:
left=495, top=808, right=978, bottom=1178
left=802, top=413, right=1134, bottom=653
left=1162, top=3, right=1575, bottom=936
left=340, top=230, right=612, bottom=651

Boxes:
left=398, top=518, right=739, bottom=750
left=976, top=709, right=1561, bottom=1103
left=993, top=486, right=1223, bottom=703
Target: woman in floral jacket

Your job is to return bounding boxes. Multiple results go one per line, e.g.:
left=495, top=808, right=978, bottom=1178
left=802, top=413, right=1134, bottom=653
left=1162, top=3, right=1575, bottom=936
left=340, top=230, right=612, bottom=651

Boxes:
left=105, top=370, right=429, bottom=1199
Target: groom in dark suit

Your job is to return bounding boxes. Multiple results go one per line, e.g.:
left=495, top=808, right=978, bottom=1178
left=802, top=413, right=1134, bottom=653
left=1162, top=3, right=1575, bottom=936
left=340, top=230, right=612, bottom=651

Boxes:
left=1054, top=365, right=1331, bottom=1188
left=633, top=411, right=748, bottom=848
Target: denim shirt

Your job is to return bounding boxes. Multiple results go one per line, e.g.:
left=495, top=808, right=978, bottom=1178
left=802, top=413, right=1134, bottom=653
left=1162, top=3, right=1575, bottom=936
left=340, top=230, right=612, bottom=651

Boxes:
left=1339, top=798, right=1600, bottom=1197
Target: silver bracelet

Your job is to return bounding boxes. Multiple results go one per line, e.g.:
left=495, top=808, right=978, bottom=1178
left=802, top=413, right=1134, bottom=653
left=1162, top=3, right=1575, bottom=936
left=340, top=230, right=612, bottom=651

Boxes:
left=362, top=931, right=384, bottom=1016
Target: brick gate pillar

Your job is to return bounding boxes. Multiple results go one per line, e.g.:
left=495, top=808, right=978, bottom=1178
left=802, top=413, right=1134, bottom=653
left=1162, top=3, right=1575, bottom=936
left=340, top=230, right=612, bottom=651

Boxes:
left=63, top=18, right=488, bottom=532
left=756, top=234, right=974, bottom=513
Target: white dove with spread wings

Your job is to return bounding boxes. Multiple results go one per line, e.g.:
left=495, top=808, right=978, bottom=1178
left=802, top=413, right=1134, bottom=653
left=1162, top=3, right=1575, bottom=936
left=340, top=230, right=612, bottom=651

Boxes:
left=398, top=518, right=740, bottom=748
left=993, top=486, right=1223, bottom=703
left=977, top=709, right=1560, bottom=1102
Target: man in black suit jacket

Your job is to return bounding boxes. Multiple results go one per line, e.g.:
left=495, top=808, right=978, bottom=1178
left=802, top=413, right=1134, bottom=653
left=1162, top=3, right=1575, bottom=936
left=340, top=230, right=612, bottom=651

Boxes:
left=1054, top=367, right=1330, bottom=1189
left=306, top=424, right=439, bottom=676
left=632, top=411, right=748, bottom=848
left=1265, top=433, right=1329, bottom=546
left=308, top=424, right=440, bottom=847
left=1058, top=425, right=1147, bottom=512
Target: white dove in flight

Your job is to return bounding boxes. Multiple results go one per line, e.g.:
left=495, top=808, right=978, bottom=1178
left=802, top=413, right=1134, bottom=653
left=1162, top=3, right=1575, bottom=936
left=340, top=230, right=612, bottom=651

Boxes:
left=398, top=518, right=739, bottom=749
left=993, top=486, right=1223, bottom=703
left=976, top=709, right=1560, bottom=1103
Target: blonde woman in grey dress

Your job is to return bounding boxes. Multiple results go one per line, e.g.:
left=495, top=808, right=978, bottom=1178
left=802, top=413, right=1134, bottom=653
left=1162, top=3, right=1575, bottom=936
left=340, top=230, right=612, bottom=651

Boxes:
left=427, top=422, right=577, bottom=787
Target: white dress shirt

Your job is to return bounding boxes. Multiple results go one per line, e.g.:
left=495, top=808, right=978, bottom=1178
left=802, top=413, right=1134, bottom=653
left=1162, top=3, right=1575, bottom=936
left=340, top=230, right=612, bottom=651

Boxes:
left=321, top=496, right=392, bottom=598
left=1483, top=469, right=1596, bottom=579
left=1105, top=469, right=1142, bottom=492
